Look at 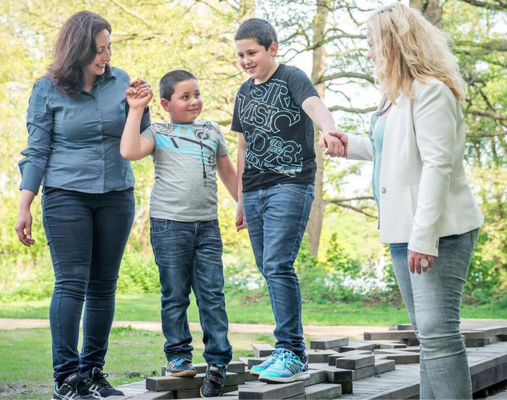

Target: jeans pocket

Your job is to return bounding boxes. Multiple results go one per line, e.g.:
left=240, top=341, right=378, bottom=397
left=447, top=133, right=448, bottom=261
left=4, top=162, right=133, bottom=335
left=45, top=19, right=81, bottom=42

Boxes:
left=277, top=183, right=311, bottom=198
left=150, top=218, right=173, bottom=235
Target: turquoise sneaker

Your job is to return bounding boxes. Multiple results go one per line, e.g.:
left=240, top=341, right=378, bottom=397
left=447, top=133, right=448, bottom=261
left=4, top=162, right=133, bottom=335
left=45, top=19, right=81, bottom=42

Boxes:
left=259, top=349, right=310, bottom=383
left=250, top=348, right=284, bottom=376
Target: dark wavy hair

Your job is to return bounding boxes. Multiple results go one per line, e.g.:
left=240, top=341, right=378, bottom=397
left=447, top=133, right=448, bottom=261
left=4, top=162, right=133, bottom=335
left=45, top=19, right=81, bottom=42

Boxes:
left=47, top=11, right=111, bottom=97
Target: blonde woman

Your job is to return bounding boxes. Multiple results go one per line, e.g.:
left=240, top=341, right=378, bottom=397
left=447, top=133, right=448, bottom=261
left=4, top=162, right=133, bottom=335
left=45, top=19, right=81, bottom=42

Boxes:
left=332, top=3, right=483, bottom=398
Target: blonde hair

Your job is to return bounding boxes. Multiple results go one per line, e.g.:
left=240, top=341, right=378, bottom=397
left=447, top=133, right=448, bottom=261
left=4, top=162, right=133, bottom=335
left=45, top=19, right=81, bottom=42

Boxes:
left=366, top=3, right=465, bottom=103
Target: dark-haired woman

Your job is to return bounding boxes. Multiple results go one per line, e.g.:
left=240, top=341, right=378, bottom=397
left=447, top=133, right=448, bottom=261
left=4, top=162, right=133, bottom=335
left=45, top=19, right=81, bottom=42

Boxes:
left=15, top=11, right=150, bottom=399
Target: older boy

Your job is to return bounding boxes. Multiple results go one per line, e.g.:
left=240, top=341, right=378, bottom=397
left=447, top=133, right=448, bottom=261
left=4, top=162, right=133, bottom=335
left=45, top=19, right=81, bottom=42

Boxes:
left=232, top=18, right=344, bottom=383
left=121, top=70, right=236, bottom=397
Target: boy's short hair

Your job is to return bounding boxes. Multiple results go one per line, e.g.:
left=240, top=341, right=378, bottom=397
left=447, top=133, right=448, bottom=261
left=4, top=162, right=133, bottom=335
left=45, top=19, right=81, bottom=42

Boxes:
left=234, top=18, right=278, bottom=50
left=159, top=70, right=197, bottom=100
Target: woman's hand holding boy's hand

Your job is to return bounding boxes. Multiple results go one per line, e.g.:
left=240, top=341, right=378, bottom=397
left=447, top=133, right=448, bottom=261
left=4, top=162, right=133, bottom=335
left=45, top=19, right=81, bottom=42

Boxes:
left=327, top=131, right=348, bottom=158
left=125, top=87, right=153, bottom=109
left=319, top=132, right=345, bottom=157
left=129, top=78, right=151, bottom=97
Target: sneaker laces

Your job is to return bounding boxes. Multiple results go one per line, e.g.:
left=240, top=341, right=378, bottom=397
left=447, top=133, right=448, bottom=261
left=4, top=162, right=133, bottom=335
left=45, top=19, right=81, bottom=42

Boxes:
left=268, top=348, right=284, bottom=362
left=90, top=369, right=113, bottom=389
left=277, top=351, right=304, bottom=370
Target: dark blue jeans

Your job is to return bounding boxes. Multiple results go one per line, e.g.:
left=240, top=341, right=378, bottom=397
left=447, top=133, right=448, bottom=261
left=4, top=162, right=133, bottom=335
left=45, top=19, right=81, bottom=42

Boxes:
left=42, top=187, right=135, bottom=383
left=242, top=183, right=314, bottom=356
left=150, top=218, right=232, bottom=366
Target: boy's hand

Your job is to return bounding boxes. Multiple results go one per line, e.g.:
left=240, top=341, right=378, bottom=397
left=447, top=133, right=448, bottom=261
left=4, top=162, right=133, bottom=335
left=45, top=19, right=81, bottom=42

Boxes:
left=236, top=202, right=247, bottom=231
left=126, top=87, right=153, bottom=109
left=319, top=132, right=345, bottom=157
left=129, top=78, right=151, bottom=97
left=327, top=131, right=348, bottom=158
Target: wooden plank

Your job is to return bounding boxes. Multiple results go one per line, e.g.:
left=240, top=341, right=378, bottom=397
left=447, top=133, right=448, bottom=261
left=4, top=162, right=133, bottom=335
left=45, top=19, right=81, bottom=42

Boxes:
left=306, top=349, right=339, bottom=364
left=364, top=331, right=417, bottom=341
left=311, top=337, right=349, bottom=350
left=146, top=373, right=238, bottom=392
left=128, top=393, right=174, bottom=400
left=335, top=355, right=375, bottom=370
left=253, top=344, right=276, bottom=358
left=304, top=383, right=342, bottom=400
left=374, top=359, right=396, bottom=375
left=339, top=342, right=377, bottom=353
left=304, top=369, right=327, bottom=387
left=238, top=381, right=305, bottom=400
left=308, top=363, right=375, bottom=383
left=329, top=351, right=372, bottom=366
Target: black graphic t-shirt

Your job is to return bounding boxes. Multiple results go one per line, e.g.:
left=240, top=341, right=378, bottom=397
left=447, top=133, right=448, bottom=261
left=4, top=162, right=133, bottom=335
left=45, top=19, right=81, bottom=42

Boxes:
left=231, top=64, right=319, bottom=192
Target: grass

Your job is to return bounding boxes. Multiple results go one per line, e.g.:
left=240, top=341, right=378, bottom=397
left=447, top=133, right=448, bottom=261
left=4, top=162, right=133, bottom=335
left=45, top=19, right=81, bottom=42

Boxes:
left=1, top=292, right=506, bottom=326
left=0, top=327, right=265, bottom=400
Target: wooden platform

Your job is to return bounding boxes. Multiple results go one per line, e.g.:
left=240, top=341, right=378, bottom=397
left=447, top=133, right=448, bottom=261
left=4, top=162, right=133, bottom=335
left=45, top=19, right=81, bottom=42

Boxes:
left=115, top=326, right=507, bottom=400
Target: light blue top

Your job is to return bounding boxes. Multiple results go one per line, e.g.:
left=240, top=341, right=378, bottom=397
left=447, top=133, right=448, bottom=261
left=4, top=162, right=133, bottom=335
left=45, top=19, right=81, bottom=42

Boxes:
left=19, top=67, right=151, bottom=194
left=371, top=110, right=389, bottom=208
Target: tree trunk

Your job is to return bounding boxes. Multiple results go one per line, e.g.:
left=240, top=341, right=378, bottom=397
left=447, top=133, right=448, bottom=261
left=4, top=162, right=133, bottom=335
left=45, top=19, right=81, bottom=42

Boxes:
left=307, top=0, right=330, bottom=257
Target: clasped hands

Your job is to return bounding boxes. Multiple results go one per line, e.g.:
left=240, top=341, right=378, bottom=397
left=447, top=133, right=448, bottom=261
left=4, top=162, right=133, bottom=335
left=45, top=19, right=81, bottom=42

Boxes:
left=125, top=78, right=153, bottom=107
left=320, top=131, right=348, bottom=158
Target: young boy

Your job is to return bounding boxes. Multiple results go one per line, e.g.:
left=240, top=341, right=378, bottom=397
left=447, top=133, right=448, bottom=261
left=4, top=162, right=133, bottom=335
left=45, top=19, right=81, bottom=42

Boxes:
left=231, top=18, right=344, bottom=383
left=121, top=70, right=236, bottom=397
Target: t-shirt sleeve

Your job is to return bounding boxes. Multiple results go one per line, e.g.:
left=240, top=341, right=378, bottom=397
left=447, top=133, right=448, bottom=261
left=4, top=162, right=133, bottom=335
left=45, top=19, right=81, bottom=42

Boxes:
left=213, top=122, right=229, bottom=157
left=140, top=124, right=158, bottom=145
left=231, top=91, right=243, bottom=133
left=286, top=68, right=319, bottom=108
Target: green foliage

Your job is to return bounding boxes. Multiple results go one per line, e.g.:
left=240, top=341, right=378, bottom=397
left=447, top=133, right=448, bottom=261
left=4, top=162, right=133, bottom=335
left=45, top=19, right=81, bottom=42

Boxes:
left=296, top=236, right=366, bottom=303
left=464, top=230, right=501, bottom=303
left=116, top=253, right=160, bottom=294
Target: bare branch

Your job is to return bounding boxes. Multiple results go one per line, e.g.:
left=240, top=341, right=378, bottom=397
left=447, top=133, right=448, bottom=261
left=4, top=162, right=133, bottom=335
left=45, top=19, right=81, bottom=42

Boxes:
left=318, top=72, right=375, bottom=84
left=468, top=110, right=507, bottom=120
left=328, top=105, right=377, bottom=113
left=467, top=130, right=507, bottom=138
left=109, top=0, right=152, bottom=26
left=326, top=199, right=377, bottom=218
left=458, top=0, right=507, bottom=10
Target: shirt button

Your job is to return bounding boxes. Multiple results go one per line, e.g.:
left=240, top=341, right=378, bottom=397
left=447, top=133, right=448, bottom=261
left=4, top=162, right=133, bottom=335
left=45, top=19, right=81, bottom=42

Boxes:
left=381, top=187, right=387, bottom=194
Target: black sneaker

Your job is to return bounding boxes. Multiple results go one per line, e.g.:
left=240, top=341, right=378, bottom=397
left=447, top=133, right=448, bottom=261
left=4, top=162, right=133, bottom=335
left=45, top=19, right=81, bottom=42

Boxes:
left=85, top=367, right=124, bottom=398
left=200, top=364, right=226, bottom=397
left=53, top=372, right=96, bottom=399
left=167, top=357, right=197, bottom=377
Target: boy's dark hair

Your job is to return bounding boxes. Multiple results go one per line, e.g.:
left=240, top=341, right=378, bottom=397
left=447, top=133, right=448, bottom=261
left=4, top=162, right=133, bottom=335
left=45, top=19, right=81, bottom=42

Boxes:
left=47, top=11, right=111, bottom=97
left=159, top=70, right=197, bottom=100
left=234, top=18, right=278, bottom=50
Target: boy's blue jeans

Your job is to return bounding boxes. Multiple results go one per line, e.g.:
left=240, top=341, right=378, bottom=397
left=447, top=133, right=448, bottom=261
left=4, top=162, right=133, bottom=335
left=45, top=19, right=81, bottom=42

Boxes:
left=150, top=218, right=232, bottom=366
left=243, top=183, right=315, bottom=357
left=390, top=228, right=479, bottom=400
left=42, top=187, right=135, bottom=383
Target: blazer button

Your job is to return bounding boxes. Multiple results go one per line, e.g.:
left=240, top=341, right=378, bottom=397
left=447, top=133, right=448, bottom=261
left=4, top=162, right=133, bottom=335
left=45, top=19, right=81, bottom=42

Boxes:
left=381, top=187, right=387, bottom=194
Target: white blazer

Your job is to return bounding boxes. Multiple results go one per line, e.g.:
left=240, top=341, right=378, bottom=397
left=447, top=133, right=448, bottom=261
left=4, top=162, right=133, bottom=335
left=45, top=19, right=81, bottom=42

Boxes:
left=347, top=78, right=483, bottom=256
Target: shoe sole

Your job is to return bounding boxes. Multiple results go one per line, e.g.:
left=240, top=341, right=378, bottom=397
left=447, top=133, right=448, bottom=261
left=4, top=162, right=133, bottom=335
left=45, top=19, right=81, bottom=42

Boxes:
left=170, top=369, right=197, bottom=378
left=249, top=369, right=261, bottom=376
left=200, top=387, right=223, bottom=397
left=259, top=372, right=310, bottom=383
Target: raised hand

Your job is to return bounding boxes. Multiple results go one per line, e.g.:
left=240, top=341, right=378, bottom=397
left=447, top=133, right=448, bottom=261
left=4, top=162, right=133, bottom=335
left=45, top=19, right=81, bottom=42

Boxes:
left=129, top=78, right=152, bottom=99
left=126, top=86, right=153, bottom=109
